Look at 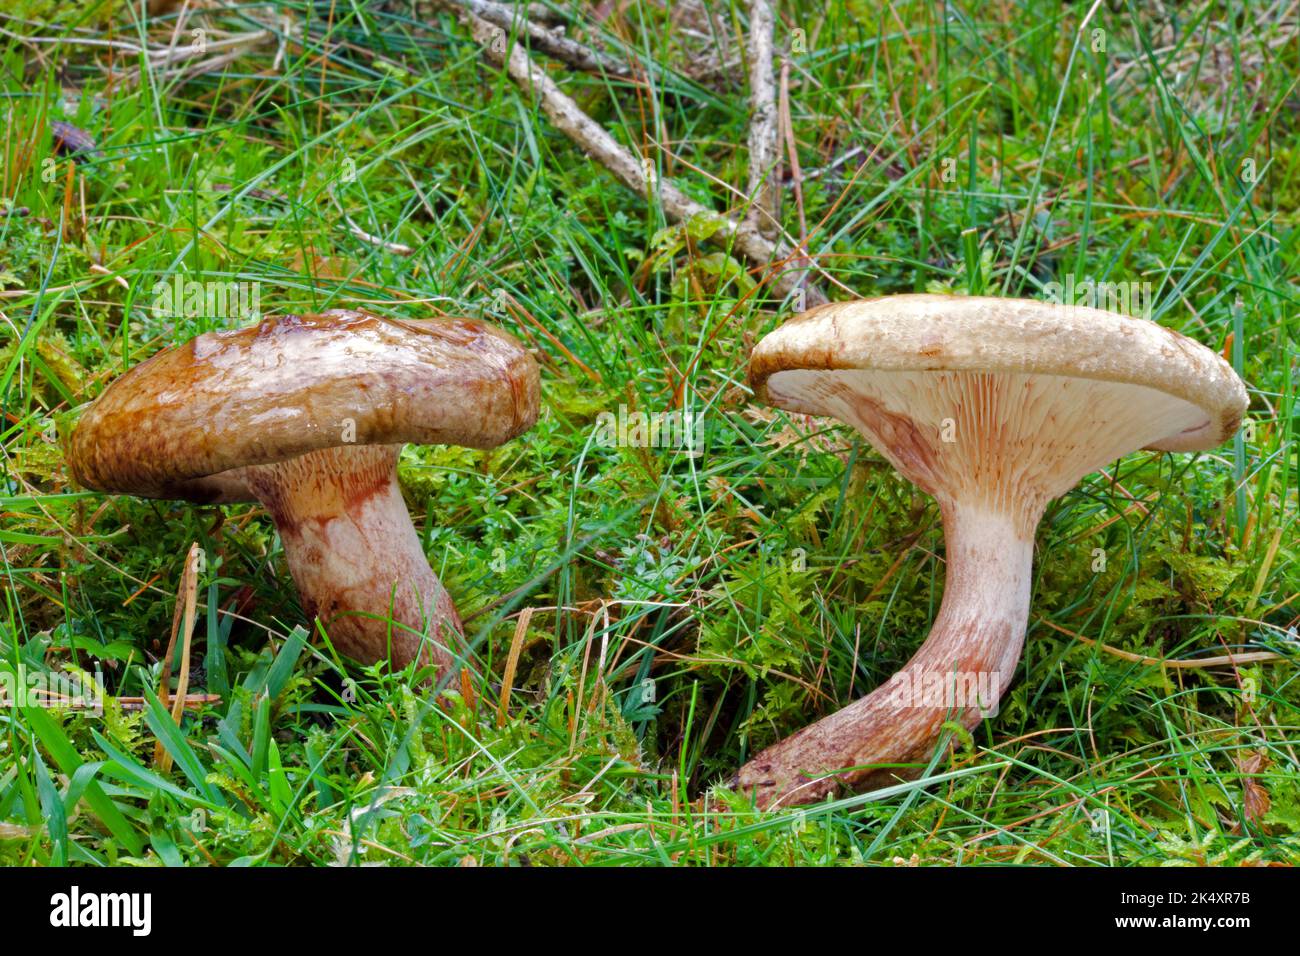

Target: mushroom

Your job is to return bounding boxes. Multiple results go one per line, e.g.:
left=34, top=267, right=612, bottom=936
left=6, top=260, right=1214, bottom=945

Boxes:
left=65, top=309, right=540, bottom=685
left=735, top=294, right=1247, bottom=807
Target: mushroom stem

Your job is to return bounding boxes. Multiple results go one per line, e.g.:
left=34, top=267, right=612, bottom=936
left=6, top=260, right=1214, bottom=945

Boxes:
left=237, top=445, right=465, bottom=686
left=735, top=503, right=1038, bottom=808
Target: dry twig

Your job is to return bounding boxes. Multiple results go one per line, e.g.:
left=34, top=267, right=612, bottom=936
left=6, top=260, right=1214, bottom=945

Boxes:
left=450, top=0, right=632, bottom=78
left=153, top=543, right=201, bottom=773
left=744, top=0, right=780, bottom=237
left=436, top=0, right=825, bottom=303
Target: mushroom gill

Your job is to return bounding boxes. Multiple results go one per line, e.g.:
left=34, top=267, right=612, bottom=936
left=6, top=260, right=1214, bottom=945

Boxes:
left=733, top=295, right=1247, bottom=809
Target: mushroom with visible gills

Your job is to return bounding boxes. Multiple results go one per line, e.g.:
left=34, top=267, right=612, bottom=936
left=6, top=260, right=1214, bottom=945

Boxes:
left=64, top=309, right=540, bottom=688
left=735, top=294, right=1248, bottom=808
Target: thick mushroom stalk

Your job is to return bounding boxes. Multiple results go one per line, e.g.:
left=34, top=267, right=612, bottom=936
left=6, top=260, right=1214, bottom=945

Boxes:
left=63, top=309, right=540, bottom=690
left=737, top=503, right=1035, bottom=807
left=235, top=445, right=462, bottom=677
left=736, top=294, right=1247, bottom=809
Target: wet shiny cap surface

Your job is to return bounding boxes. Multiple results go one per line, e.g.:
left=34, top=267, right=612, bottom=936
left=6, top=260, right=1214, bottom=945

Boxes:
left=65, top=309, right=541, bottom=502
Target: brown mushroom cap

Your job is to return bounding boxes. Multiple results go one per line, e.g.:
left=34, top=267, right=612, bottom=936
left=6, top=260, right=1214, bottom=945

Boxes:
left=749, top=294, right=1247, bottom=453
left=65, top=309, right=540, bottom=503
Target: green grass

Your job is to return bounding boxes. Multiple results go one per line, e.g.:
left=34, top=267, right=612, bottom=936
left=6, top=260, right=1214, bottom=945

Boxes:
left=0, top=0, right=1296, bottom=866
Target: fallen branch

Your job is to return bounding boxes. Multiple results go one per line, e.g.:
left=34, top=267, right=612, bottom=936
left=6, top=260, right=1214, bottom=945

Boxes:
left=450, top=0, right=632, bottom=79
left=437, top=0, right=825, bottom=303
left=518, top=3, right=568, bottom=27
left=119, top=693, right=222, bottom=712
left=744, top=0, right=780, bottom=237
left=154, top=543, right=200, bottom=774
left=1039, top=618, right=1293, bottom=669
left=345, top=215, right=415, bottom=256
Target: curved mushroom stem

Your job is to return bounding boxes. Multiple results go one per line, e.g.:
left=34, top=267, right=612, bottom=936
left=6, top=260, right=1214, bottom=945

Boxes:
left=734, top=503, right=1038, bottom=808
left=237, top=445, right=468, bottom=692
